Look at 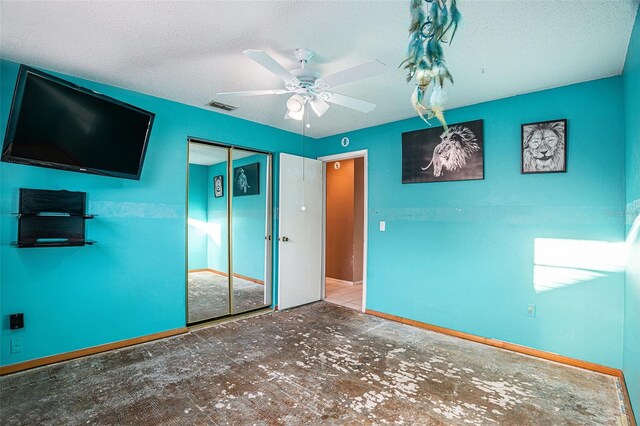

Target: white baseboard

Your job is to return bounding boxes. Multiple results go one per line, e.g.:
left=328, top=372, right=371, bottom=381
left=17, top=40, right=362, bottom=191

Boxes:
left=326, top=277, right=354, bottom=286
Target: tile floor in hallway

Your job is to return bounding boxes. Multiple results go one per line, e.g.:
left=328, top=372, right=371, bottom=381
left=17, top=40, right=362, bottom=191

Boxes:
left=325, top=278, right=363, bottom=311
left=0, top=302, right=631, bottom=425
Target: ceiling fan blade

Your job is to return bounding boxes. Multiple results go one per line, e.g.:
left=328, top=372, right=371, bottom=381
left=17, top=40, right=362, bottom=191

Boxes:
left=324, top=93, right=376, bottom=113
left=322, top=60, right=387, bottom=88
left=243, top=49, right=300, bottom=85
left=217, top=89, right=289, bottom=97
left=309, top=97, right=329, bottom=117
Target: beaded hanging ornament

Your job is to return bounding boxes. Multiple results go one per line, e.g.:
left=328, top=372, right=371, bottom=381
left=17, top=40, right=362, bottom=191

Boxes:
left=401, top=0, right=461, bottom=130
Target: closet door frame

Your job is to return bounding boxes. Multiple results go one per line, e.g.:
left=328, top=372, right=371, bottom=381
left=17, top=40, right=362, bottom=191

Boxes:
left=185, top=137, right=273, bottom=325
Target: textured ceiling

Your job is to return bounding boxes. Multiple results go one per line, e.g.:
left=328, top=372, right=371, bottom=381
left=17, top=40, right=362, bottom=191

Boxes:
left=1, top=1, right=638, bottom=138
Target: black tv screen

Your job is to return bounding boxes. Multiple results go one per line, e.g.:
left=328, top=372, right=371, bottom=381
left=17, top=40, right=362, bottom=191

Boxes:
left=2, top=65, right=155, bottom=180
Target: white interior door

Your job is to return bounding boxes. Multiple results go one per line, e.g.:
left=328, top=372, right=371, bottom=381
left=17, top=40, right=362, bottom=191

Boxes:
left=278, top=153, right=323, bottom=310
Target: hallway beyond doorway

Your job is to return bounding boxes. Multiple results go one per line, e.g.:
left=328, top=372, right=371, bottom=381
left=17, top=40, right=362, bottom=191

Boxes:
left=325, top=278, right=362, bottom=311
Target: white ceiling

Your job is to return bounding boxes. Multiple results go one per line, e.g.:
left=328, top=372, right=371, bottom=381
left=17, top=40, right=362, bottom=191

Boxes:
left=1, top=1, right=637, bottom=138
left=189, top=142, right=257, bottom=166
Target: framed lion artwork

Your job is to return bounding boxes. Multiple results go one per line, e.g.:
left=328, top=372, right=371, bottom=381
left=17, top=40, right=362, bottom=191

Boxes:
left=521, top=119, right=567, bottom=174
left=402, top=119, right=484, bottom=183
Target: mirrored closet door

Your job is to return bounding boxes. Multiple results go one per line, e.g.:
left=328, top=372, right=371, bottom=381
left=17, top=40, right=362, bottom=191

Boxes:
left=186, top=140, right=272, bottom=324
left=231, top=148, right=271, bottom=314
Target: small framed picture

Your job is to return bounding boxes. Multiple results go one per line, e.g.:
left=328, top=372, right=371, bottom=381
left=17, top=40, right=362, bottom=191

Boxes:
left=213, top=175, right=224, bottom=198
left=521, top=119, right=567, bottom=174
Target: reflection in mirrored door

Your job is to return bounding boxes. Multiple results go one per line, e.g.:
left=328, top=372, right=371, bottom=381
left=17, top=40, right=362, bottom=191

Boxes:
left=187, top=142, right=231, bottom=323
left=231, top=148, right=272, bottom=314
left=187, top=140, right=272, bottom=324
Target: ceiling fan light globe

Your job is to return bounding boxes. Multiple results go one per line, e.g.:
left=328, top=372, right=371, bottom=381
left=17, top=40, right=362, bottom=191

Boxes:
left=287, top=108, right=304, bottom=121
left=286, top=94, right=306, bottom=113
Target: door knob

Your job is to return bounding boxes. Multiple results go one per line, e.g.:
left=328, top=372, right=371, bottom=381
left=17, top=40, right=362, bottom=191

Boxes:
left=281, top=236, right=289, bottom=242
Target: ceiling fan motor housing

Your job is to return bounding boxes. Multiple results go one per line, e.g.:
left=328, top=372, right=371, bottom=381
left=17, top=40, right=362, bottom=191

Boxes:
left=288, top=68, right=322, bottom=92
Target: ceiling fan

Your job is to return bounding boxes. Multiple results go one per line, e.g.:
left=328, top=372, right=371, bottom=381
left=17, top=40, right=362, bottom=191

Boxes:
left=217, top=48, right=387, bottom=120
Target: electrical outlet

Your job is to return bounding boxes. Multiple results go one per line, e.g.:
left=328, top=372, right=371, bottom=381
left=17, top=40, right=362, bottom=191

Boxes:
left=10, top=313, right=24, bottom=329
left=11, top=338, right=22, bottom=354
left=527, top=304, right=536, bottom=317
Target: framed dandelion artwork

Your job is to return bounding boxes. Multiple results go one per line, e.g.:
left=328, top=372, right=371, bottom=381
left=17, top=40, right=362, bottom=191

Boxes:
left=233, top=162, right=260, bottom=196
left=402, top=120, right=484, bottom=183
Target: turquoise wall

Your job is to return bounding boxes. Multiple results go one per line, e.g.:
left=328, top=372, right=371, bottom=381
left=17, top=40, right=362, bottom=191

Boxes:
left=0, top=53, right=633, bottom=386
left=0, top=59, right=303, bottom=367
left=623, top=6, right=640, bottom=415
left=187, top=164, right=209, bottom=270
left=313, top=77, right=626, bottom=369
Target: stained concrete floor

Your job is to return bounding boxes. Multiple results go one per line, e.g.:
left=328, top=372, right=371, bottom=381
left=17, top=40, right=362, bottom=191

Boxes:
left=0, top=302, right=630, bottom=425
left=188, top=271, right=267, bottom=323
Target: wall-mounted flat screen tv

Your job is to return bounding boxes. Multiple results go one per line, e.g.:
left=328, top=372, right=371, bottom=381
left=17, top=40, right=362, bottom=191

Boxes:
left=1, top=65, right=155, bottom=180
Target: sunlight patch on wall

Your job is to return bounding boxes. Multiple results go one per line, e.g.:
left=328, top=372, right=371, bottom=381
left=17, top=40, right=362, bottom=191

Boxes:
left=188, top=218, right=222, bottom=247
left=625, top=211, right=640, bottom=254
left=534, top=238, right=626, bottom=293
left=534, top=266, right=606, bottom=292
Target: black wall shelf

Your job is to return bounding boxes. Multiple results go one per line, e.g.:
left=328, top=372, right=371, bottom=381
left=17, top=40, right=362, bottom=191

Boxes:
left=12, top=188, right=96, bottom=248
left=13, top=213, right=96, bottom=219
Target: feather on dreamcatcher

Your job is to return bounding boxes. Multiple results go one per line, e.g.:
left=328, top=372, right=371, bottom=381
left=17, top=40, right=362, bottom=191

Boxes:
left=401, top=0, right=461, bottom=130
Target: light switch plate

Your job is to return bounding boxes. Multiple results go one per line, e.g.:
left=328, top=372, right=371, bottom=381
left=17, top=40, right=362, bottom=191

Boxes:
left=11, top=338, right=22, bottom=354
left=379, top=221, right=386, bottom=231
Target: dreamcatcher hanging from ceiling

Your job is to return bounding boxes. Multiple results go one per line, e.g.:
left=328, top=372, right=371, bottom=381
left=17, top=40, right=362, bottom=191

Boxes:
left=401, top=0, right=461, bottom=130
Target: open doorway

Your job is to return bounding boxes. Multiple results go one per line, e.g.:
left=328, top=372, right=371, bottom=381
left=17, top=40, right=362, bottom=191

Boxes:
left=319, top=150, right=367, bottom=312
